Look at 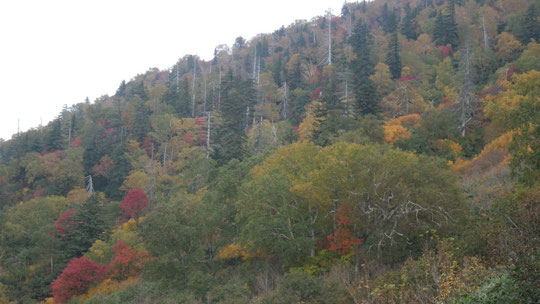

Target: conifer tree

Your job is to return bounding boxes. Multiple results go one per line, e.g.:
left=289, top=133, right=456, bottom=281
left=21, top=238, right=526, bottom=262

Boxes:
left=213, top=71, right=256, bottom=164
left=401, top=4, right=417, bottom=40
left=349, top=21, right=378, bottom=115
left=443, top=0, right=459, bottom=47
left=433, top=12, right=445, bottom=45
left=46, top=119, right=64, bottom=151
left=520, top=4, right=540, bottom=43
left=312, top=66, right=341, bottom=146
left=386, top=31, right=402, bottom=79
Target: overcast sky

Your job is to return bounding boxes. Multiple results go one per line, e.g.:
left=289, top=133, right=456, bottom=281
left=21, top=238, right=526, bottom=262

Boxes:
left=0, top=0, right=345, bottom=140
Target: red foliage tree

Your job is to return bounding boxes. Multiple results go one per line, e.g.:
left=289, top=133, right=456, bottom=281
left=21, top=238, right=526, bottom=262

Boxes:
left=51, top=257, right=108, bottom=303
left=70, top=136, right=81, bottom=148
left=183, top=133, right=194, bottom=145
left=109, top=241, right=151, bottom=280
left=120, top=189, right=148, bottom=222
left=141, top=136, right=153, bottom=157
left=55, top=209, right=76, bottom=236
left=439, top=45, right=454, bottom=57
left=327, top=206, right=363, bottom=255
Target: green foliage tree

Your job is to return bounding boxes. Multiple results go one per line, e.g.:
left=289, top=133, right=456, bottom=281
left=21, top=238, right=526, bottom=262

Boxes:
left=0, top=196, right=69, bottom=302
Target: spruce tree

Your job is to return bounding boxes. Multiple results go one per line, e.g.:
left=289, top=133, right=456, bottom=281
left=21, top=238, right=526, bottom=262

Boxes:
left=386, top=31, right=402, bottom=79
left=349, top=21, right=378, bottom=115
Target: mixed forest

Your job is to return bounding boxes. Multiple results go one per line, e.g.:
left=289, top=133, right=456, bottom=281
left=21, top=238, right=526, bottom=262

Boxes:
left=0, top=0, right=539, bottom=302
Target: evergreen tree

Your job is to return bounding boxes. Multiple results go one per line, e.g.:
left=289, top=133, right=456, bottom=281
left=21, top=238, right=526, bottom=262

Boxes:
left=116, top=80, right=127, bottom=97
left=105, top=143, right=131, bottom=200
left=212, top=71, right=256, bottom=164
left=520, top=4, right=540, bottom=43
left=386, top=31, right=402, bottom=79
left=312, top=67, right=341, bottom=146
left=349, top=21, right=378, bottom=115
left=381, top=4, right=398, bottom=33
left=46, top=119, right=64, bottom=151
left=261, top=38, right=269, bottom=57
left=401, top=3, right=418, bottom=40
left=442, top=0, right=459, bottom=47
left=56, top=195, right=107, bottom=261
left=433, top=12, right=445, bottom=45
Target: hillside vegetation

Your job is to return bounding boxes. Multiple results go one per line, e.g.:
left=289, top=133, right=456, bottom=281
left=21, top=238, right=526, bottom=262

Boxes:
left=0, top=0, right=539, bottom=303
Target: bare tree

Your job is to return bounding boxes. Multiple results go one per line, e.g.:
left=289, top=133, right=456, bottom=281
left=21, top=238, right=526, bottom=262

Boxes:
left=458, top=40, right=476, bottom=137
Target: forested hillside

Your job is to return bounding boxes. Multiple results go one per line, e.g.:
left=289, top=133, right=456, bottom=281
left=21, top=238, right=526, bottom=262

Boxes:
left=0, top=0, right=539, bottom=303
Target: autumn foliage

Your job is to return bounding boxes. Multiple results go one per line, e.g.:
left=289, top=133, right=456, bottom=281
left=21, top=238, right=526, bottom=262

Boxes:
left=327, top=206, right=363, bottom=255
left=108, top=241, right=151, bottom=280
left=120, top=189, right=148, bottom=222
left=51, top=257, right=108, bottom=303
left=55, top=209, right=76, bottom=236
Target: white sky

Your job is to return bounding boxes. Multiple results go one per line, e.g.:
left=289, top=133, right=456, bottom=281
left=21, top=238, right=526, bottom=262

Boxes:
left=0, top=0, right=345, bottom=141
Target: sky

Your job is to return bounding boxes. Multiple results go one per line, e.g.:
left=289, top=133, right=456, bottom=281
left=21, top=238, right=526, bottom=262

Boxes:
left=0, top=0, right=345, bottom=140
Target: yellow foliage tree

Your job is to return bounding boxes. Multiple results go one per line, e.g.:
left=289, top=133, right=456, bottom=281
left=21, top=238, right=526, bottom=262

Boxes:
left=66, top=187, right=89, bottom=204
left=297, top=101, right=322, bottom=142
left=383, top=114, right=422, bottom=144
left=370, top=63, right=394, bottom=97
left=384, top=125, right=412, bottom=144
left=495, top=32, right=523, bottom=63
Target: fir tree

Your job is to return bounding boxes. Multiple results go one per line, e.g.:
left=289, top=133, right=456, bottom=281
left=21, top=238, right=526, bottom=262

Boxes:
left=433, top=12, right=445, bottom=45
left=312, top=67, right=341, bottom=146
left=401, top=3, right=417, bottom=40
left=213, top=71, right=256, bottom=164
left=381, top=4, right=398, bottom=33
left=386, top=31, right=402, bottom=79
left=349, top=21, right=378, bottom=115
left=520, top=4, right=540, bottom=43
left=116, top=80, right=127, bottom=97
left=46, top=119, right=64, bottom=151
left=442, top=0, right=459, bottom=47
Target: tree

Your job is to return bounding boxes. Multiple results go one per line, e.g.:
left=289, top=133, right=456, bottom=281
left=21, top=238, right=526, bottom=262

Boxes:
left=495, top=32, right=524, bottom=63
left=108, top=241, right=150, bottom=280
left=370, top=63, right=394, bottom=97
left=46, top=119, right=64, bottom=151
left=519, top=3, right=540, bottom=44
left=0, top=196, right=69, bottom=301
left=120, top=189, right=148, bottom=223
left=506, top=71, right=540, bottom=184
left=212, top=72, right=256, bottom=164
left=401, top=3, right=418, bottom=40
left=433, top=2, right=459, bottom=47
left=442, top=0, right=459, bottom=47
left=349, top=20, right=378, bottom=115
left=56, top=195, right=108, bottom=261
left=381, top=3, right=398, bottom=33
left=433, top=12, right=445, bottom=45
left=51, top=256, right=108, bottom=303
left=386, top=31, right=402, bottom=79
left=116, top=80, right=127, bottom=97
